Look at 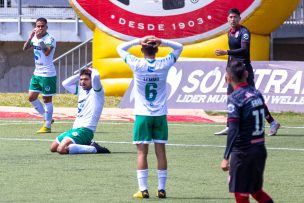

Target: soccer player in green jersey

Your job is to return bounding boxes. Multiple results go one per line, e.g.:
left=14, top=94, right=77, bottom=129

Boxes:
left=50, top=67, right=110, bottom=154
left=117, top=36, right=183, bottom=199
left=23, top=17, right=56, bottom=133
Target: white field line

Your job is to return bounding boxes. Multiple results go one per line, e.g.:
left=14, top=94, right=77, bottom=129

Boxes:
left=0, top=137, right=303, bottom=151
left=0, top=120, right=303, bottom=129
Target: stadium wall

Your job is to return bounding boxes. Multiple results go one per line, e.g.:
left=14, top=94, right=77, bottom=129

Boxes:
left=0, top=42, right=92, bottom=92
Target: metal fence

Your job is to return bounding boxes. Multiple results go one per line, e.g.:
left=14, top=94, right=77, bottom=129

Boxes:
left=285, top=0, right=304, bottom=24
left=53, top=38, right=92, bottom=93
left=0, top=0, right=76, bottom=19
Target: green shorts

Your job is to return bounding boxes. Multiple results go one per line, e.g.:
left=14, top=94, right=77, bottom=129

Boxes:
left=56, top=128, right=94, bottom=145
left=133, top=115, right=168, bottom=144
left=29, top=75, right=57, bottom=96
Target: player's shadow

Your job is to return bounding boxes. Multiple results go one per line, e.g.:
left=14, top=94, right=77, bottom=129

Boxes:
left=48, top=131, right=61, bottom=134
left=108, top=151, right=137, bottom=154
left=168, top=196, right=233, bottom=201
left=271, top=134, right=303, bottom=137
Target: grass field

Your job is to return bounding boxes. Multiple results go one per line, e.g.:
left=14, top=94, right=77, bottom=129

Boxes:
left=0, top=117, right=303, bottom=203
left=0, top=93, right=121, bottom=108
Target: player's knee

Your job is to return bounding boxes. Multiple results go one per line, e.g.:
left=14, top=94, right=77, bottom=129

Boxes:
left=57, top=146, right=68, bottom=154
left=138, top=150, right=148, bottom=156
left=50, top=146, right=57, bottom=153
left=50, top=141, right=58, bottom=153
left=43, top=96, right=52, bottom=103
left=28, top=97, right=35, bottom=102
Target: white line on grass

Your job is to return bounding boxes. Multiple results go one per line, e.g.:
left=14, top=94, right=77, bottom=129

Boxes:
left=0, top=137, right=303, bottom=151
left=0, top=120, right=304, bottom=129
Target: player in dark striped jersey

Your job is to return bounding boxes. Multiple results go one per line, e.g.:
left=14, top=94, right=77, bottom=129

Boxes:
left=215, top=8, right=280, bottom=136
left=221, top=60, right=274, bottom=203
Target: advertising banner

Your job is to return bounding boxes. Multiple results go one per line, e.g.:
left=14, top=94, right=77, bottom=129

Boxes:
left=70, top=0, right=261, bottom=43
left=120, top=61, right=304, bottom=112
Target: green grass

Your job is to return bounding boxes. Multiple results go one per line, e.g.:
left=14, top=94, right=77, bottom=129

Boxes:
left=0, top=118, right=303, bottom=202
left=0, top=93, right=121, bottom=108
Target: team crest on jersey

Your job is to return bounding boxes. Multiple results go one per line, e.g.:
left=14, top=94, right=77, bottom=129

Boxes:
left=148, top=66, right=155, bottom=72
left=45, top=86, right=51, bottom=92
left=227, top=103, right=235, bottom=113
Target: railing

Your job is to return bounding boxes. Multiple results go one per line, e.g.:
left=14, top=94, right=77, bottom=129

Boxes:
left=53, top=38, right=92, bottom=93
left=0, top=0, right=77, bottom=34
left=284, top=0, right=304, bottom=24
left=0, top=0, right=75, bottom=18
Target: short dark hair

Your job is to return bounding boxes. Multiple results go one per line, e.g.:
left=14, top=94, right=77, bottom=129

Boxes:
left=142, top=42, right=158, bottom=56
left=226, top=60, right=246, bottom=82
left=80, top=68, right=92, bottom=78
left=36, top=17, right=47, bottom=24
left=228, top=8, right=240, bottom=16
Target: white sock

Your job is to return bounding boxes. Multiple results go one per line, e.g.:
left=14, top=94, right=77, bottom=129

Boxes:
left=157, top=170, right=167, bottom=190
left=68, top=144, right=97, bottom=154
left=44, top=102, right=53, bottom=128
left=31, top=99, right=45, bottom=116
left=137, top=169, right=148, bottom=191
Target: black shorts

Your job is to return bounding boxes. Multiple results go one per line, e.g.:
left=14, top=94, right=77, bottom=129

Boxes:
left=229, top=145, right=267, bottom=193
left=227, top=64, right=255, bottom=95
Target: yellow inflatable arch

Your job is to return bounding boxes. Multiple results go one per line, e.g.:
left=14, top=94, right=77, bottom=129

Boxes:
left=69, top=0, right=300, bottom=96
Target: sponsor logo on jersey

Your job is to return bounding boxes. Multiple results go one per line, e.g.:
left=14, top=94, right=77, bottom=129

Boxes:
left=34, top=51, right=41, bottom=60
left=34, top=46, right=42, bottom=50
left=235, top=31, right=239, bottom=38
left=243, top=33, right=249, bottom=40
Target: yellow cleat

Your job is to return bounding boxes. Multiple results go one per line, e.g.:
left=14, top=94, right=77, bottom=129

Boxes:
left=133, top=190, right=149, bottom=199
left=37, top=126, right=51, bottom=133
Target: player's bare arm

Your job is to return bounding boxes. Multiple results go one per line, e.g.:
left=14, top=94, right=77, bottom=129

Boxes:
left=23, top=28, right=36, bottom=51
left=39, top=40, right=53, bottom=56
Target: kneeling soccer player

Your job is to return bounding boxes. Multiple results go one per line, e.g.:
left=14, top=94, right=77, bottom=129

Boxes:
left=50, top=67, right=110, bottom=154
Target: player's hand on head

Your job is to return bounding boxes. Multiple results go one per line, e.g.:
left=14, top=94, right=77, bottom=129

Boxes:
left=221, top=159, right=229, bottom=171
left=153, top=37, right=161, bottom=47
left=87, top=66, right=93, bottom=71
left=140, top=35, right=155, bottom=46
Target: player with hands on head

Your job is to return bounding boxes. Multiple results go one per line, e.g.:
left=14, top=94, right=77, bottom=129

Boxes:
left=50, top=66, right=110, bottom=155
left=221, top=59, right=274, bottom=203
left=23, top=17, right=56, bottom=133
left=117, top=35, right=183, bottom=199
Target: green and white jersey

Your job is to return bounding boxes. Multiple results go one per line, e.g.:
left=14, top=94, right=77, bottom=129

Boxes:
left=30, top=33, right=56, bottom=77
left=117, top=39, right=183, bottom=116
left=62, top=69, right=104, bottom=132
